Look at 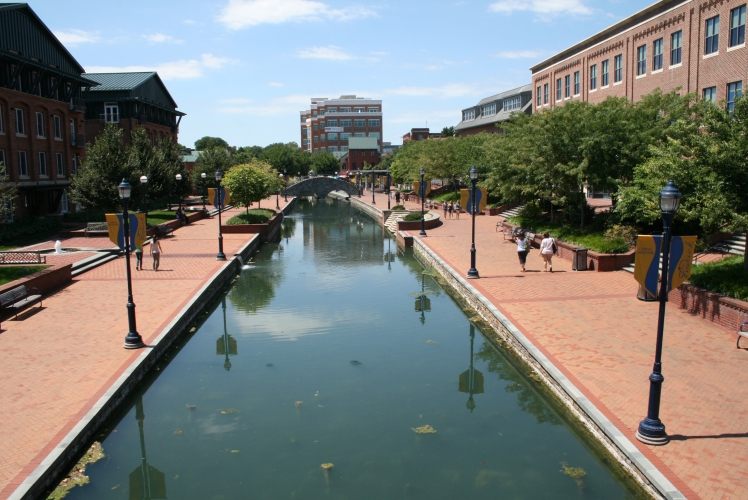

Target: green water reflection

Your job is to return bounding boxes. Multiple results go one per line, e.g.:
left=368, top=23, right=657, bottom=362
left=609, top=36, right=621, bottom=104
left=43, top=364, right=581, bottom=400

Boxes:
left=70, top=198, right=637, bottom=499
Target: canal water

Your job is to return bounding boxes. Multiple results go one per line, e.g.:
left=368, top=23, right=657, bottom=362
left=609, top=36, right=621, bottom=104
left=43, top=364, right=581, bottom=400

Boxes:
left=69, top=198, right=637, bottom=499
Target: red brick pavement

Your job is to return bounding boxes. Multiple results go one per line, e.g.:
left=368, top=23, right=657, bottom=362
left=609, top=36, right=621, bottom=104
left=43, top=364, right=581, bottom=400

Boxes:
left=374, top=190, right=748, bottom=499
left=0, top=201, right=287, bottom=498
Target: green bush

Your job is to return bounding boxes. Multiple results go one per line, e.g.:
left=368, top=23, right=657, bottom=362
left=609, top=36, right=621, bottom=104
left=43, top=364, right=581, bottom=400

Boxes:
left=227, top=209, right=274, bottom=225
left=434, top=192, right=460, bottom=202
left=0, top=217, right=61, bottom=246
left=391, top=205, right=406, bottom=211
left=689, top=256, right=748, bottom=301
left=604, top=224, right=638, bottom=248
left=403, top=211, right=427, bottom=222
left=0, top=265, right=47, bottom=285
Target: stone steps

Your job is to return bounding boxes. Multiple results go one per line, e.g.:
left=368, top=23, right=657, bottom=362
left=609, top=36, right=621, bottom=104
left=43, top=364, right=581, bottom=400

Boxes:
left=384, top=210, right=410, bottom=234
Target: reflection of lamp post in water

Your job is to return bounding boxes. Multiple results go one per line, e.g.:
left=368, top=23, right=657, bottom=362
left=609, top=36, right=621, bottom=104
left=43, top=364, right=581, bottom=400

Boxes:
left=130, top=396, right=166, bottom=500
left=458, top=323, right=484, bottom=412
left=414, top=271, right=431, bottom=324
left=216, top=297, right=237, bottom=370
left=384, top=235, right=395, bottom=271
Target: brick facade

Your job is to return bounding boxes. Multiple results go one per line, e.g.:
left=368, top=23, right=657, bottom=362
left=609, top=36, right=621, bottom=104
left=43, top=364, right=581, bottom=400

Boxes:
left=532, top=0, right=748, bottom=111
left=300, top=95, right=383, bottom=155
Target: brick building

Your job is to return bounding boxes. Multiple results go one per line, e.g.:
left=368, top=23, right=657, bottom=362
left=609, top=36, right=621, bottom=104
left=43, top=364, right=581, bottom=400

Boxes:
left=300, top=95, right=383, bottom=156
left=402, top=128, right=442, bottom=142
left=0, top=3, right=95, bottom=218
left=531, top=0, right=748, bottom=112
left=455, top=84, right=533, bottom=136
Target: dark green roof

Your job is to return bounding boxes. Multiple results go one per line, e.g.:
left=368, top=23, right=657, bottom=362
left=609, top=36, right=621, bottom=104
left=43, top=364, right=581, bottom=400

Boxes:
left=83, top=71, right=183, bottom=114
left=83, top=72, right=156, bottom=91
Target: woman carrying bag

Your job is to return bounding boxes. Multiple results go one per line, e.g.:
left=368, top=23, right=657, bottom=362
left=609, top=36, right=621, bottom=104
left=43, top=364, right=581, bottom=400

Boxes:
left=539, top=232, right=557, bottom=272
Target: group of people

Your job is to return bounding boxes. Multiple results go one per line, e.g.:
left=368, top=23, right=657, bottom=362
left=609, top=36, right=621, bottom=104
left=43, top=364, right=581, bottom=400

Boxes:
left=134, top=234, right=163, bottom=272
left=515, top=231, right=557, bottom=273
left=441, top=201, right=461, bottom=219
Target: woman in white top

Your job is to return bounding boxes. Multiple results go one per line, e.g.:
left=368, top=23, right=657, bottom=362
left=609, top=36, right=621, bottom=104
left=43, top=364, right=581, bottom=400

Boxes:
left=516, top=232, right=529, bottom=272
left=539, top=232, right=556, bottom=272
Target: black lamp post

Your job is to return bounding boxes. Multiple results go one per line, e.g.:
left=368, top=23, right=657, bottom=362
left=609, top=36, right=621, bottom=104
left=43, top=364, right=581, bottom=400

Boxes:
left=215, top=169, right=226, bottom=261
left=277, top=173, right=282, bottom=209
left=386, top=172, right=391, bottom=210
left=120, top=179, right=144, bottom=349
left=371, top=172, right=376, bottom=205
left=139, top=175, right=148, bottom=227
left=283, top=170, right=288, bottom=201
left=636, top=180, right=682, bottom=446
left=175, top=173, right=183, bottom=211
left=419, top=167, right=426, bottom=236
left=200, top=172, right=207, bottom=211
left=467, top=166, right=480, bottom=279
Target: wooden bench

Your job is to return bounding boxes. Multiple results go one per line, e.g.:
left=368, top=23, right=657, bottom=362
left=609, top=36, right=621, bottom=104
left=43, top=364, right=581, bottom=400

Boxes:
left=0, top=285, right=43, bottom=320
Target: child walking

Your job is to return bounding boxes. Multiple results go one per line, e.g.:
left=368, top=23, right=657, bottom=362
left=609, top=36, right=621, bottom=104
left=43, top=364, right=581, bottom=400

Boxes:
left=150, top=234, right=163, bottom=271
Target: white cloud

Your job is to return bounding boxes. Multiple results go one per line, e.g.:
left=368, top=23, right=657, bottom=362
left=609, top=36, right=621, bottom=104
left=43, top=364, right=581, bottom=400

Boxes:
left=86, top=53, right=234, bottom=80
left=143, top=33, right=183, bottom=44
left=216, top=0, right=376, bottom=29
left=495, top=50, right=542, bottom=59
left=54, top=29, right=100, bottom=46
left=489, top=0, right=591, bottom=15
left=296, top=45, right=352, bottom=61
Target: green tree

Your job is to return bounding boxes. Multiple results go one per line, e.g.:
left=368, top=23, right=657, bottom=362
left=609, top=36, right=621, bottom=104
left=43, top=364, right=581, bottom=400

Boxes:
left=261, top=143, right=306, bottom=176
left=222, top=159, right=282, bottom=212
left=309, top=151, right=339, bottom=175
left=0, top=160, right=16, bottom=221
left=191, top=147, right=233, bottom=193
left=441, top=126, right=455, bottom=137
left=194, top=136, right=229, bottom=150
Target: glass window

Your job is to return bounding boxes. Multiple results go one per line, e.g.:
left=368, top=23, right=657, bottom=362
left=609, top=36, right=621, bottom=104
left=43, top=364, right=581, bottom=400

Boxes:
left=730, top=5, right=746, bottom=47
left=504, top=96, right=521, bottom=111
left=368, top=132, right=380, bottom=139
left=705, top=16, right=720, bottom=54
left=463, top=109, right=475, bottom=121
left=536, top=86, right=542, bottom=106
left=18, top=151, right=28, bottom=176
left=614, top=55, right=623, bottom=82
left=72, top=155, right=78, bottom=174
left=368, top=119, right=380, bottom=126
left=367, top=107, right=379, bottom=113
left=543, top=83, right=549, bottom=104
left=339, top=107, right=351, bottom=112
left=637, top=45, right=647, bottom=75
left=703, top=86, right=717, bottom=103
left=0, top=104, right=4, bottom=133
left=0, top=149, right=5, bottom=169
left=573, top=71, right=580, bottom=95
left=671, top=30, right=682, bottom=65
left=653, top=38, right=663, bottom=70
left=601, top=59, right=609, bottom=86
left=354, top=119, right=365, bottom=127
left=556, top=78, right=562, bottom=100
left=70, top=120, right=76, bottom=146
left=483, top=102, right=497, bottom=115
left=104, top=103, right=119, bottom=123
left=564, top=75, right=570, bottom=97
left=327, top=133, right=338, bottom=140
left=727, top=81, right=742, bottom=112
left=15, top=108, right=25, bottom=135
left=36, top=112, right=45, bottom=137
left=590, top=64, right=597, bottom=90
left=340, top=119, right=352, bottom=127
left=38, top=152, right=47, bottom=176
left=53, top=115, right=62, bottom=139
left=56, top=153, right=64, bottom=176
left=326, top=119, right=338, bottom=126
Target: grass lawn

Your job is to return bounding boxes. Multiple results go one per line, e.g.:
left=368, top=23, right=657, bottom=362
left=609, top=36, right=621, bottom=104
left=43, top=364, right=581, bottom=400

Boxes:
left=0, top=266, right=47, bottom=285
left=144, top=210, right=179, bottom=227
left=690, top=256, right=748, bottom=301
left=227, top=209, right=275, bottom=225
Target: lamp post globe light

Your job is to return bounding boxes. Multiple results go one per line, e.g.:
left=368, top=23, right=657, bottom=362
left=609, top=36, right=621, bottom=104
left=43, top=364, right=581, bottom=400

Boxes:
left=215, top=169, right=226, bottom=261
left=201, top=172, right=207, bottom=211
left=636, top=180, right=682, bottom=446
left=139, top=175, right=148, bottom=227
left=175, top=173, right=183, bottom=211
left=119, top=179, right=144, bottom=349
left=419, top=167, right=427, bottom=236
left=467, top=166, right=480, bottom=279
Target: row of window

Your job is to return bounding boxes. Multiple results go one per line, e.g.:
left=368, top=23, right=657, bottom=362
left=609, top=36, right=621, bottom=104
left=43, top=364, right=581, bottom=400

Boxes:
left=0, top=104, right=78, bottom=143
left=310, top=106, right=381, bottom=117
left=0, top=148, right=78, bottom=178
left=462, top=95, right=524, bottom=121
left=317, top=119, right=381, bottom=127
left=704, top=81, right=743, bottom=111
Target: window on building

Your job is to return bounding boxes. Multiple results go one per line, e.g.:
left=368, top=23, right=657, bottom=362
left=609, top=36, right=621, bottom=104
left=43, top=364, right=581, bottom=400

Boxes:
left=368, top=132, right=381, bottom=139
left=340, top=132, right=351, bottom=140
left=72, top=155, right=78, bottom=174
left=368, top=119, right=380, bottom=126
left=354, top=119, right=366, bottom=127
left=637, top=44, right=647, bottom=75
left=340, top=119, right=352, bottom=127
left=463, top=109, right=476, bottom=121
left=705, top=16, right=720, bottom=54
left=556, top=78, right=562, bottom=100
left=601, top=59, right=609, bottom=86
left=0, top=149, right=5, bottom=169
left=367, top=107, right=379, bottom=113
left=38, top=152, right=47, bottom=177
left=326, top=119, right=338, bottom=126
left=727, top=81, right=742, bottom=112
left=70, top=120, right=76, bottom=146
left=18, top=151, right=28, bottom=177
left=340, top=107, right=351, bottom=112
left=354, top=107, right=365, bottom=113
left=653, top=38, right=663, bottom=71
left=15, top=108, right=25, bottom=135
left=671, top=30, right=683, bottom=65
left=483, top=102, right=497, bottom=115
left=104, top=102, right=119, bottom=123
left=564, top=75, right=570, bottom=97
left=56, top=153, right=64, bottom=176
left=543, top=83, right=549, bottom=104
left=730, top=5, right=746, bottom=47
left=36, top=112, right=45, bottom=137
left=614, top=55, right=623, bottom=82
left=536, top=86, right=542, bottom=106
left=327, top=133, right=338, bottom=140
left=703, top=86, right=717, bottom=103
left=573, top=71, right=580, bottom=95
left=504, top=96, right=521, bottom=111
left=590, top=64, right=597, bottom=90
left=53, top=115, right=62, bottom=139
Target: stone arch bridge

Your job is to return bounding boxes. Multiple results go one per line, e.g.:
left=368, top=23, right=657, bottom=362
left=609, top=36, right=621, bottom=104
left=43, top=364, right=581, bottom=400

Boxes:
left=284, top=177, right=359, bottom=198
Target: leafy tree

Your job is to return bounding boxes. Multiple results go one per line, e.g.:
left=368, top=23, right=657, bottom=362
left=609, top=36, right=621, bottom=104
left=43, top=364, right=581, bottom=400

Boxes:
left=309, top=151, right=339, bottom=175
left=441, top=126, right=455, bottom=137
left=0, top=160, right=16, bottom=221
left=191, top=147, right=233, bottom=192
left=222, top=159, right=282, bottom=212
left=261, top=142, right=306, bottom=176
left=194, top=136, right=229, bottom=150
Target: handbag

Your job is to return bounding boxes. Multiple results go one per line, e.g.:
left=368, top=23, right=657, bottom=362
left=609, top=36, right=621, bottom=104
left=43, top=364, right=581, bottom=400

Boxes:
left=551, top=240, right=558, bottom=254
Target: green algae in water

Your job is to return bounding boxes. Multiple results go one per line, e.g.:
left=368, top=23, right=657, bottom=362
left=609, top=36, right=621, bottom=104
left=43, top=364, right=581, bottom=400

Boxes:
left=561, top=462, right=587, bottom=488
left=47, top=442, right=105, bottom=499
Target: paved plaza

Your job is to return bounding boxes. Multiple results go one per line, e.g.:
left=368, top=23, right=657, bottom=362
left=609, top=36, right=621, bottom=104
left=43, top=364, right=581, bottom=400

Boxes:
left=0, top=192, right=746, bottom=499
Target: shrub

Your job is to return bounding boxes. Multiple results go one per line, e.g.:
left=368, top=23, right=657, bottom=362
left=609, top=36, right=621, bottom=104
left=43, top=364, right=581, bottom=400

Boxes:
left=604, top=224, right=638, bottom=248
left=392, top=205, right=406, bottom=211
left=227, top=209, right=274, bottom=225
left=0, top=217, right=61, bottom=246
left=689, top=256, right=748, bottom=301
left=403, top=211, right=427, bottom=222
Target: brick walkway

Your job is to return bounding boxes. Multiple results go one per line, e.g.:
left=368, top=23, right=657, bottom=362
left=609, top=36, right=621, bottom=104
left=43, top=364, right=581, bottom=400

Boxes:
left=372, top=190, right=747, bottom=499
left=1, top=191, right=746, bottom=499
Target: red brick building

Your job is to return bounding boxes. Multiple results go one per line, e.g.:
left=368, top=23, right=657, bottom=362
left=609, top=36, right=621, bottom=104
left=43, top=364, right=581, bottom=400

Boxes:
left=532, top=0, right=747, bottom=112
left=300, top=95, right=383, bottom=155
left=402, top=128, right=442, bottom=142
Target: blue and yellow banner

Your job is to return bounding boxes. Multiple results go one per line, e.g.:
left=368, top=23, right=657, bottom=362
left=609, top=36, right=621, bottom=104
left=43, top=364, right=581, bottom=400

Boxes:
left=106, top=212, right=147, bottom=251
left=669, top=236, right=696, bottom=291
left=634, top=235, right=697, bottom=296
left=208, top=187, right=231, bottom=207
left=413, top=181, right=431, bottom=198
left=460, top=188, right=487, bottom=214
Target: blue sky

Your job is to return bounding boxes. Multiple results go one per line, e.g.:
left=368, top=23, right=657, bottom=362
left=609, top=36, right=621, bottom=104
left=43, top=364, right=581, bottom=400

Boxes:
left=32, top=0, right=655, bottom=149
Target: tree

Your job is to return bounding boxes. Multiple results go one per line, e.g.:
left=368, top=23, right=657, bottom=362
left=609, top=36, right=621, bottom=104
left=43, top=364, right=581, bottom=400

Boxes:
left=261, top=143, right=306, bottom=176
left=0, top=160, right=16, bottom=221
left=191, top=147, right=233, bottom=192
left=309, top=151, right=339, bottom=175
left=441, top=126, right=455, bottom=137
left=222, top=159, right=281, bottom=212
left=194, top=136, right=229, bottom=151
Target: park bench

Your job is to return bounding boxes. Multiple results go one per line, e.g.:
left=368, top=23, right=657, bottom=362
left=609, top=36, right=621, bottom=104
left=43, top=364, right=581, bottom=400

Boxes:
left=84, top=222, right=109, bottom=237
left=0, top=284, right=43, bottom=321
left=738, top=316, right=748, bottom=349
left=0, top=251, right=46, bottom=264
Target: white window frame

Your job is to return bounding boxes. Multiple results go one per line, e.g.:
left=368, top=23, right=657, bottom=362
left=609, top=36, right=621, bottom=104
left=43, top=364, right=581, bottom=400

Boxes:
left=15, top=108, right=25, bottom=136
left=703, top=86, right=717, bottom=103
left=104, top=102, right=119, bottom=123
left=705, top=15, right=720, bottom=56
left=636, top=44, right=647, bottom=76
left=590, top=64, right=597, bottom=90
left=36, top=111, right=45, bottom=138
left=671, top=30, right=683, bottom=66
left=614, top=55, right=623, bottom=83
left=38, top=152, right=47, bottom=177
left=18, top=151, right=28, bottom=177
left=652, top=38, right=664, bottom=72
left=56, top=153, right=65, bottom=177
left=729, top=5, right=746, bottom=48
left=53, top=115, right=62, bottom=140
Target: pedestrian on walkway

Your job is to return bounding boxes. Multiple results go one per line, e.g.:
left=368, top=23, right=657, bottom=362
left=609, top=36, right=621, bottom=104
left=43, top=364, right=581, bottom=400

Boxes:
left=448, top=202, right=453, bottom=219
left=539, top=232, right=556, bottom=272
left=134, top=245, right=143, bottom=271
left=455, top=201, right=461, bottom=219
left=443, top=201, right=448, bottom=219
left=151, top=234, right=163, bottom=271
left=395, top=191, right=401, bottom=204
left=516, top=231, right=530, bottom=272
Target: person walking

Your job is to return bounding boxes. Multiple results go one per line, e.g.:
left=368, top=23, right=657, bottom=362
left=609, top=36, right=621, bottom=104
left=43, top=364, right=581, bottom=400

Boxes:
left=539, top=232, right=557, bottom=272
left=454, top=201, right=461, bottom=219
left=150, top=234, right=163, bottom=271
left=448, top=202, right=454, bottom=219
left=443, top=201, right=448, bottom=219
left=134, top=245, right=143, bottom=271
left=516, top=231, right=530, bottom=272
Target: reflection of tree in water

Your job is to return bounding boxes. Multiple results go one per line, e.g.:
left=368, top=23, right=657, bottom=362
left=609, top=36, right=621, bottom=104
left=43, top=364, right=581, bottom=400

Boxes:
left=281, top=216, right=297, bottom=241
left=475, top=341, right=560, bottom=425
left=228, top=269, right=278, bottom=313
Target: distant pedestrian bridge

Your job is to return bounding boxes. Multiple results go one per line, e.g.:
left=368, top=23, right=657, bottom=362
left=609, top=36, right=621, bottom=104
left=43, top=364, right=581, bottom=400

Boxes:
left=284, top=176, right=359, bottom=198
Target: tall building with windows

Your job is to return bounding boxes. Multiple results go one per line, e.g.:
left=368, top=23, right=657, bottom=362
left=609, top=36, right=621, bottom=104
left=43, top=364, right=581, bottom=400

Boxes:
left=300, top=95, right=383, bottom=156
left=532, top=1, right=747, bottom=113
left=454, top=84, right=533, bottom=136
left=0, top=3, right=95, bottom=218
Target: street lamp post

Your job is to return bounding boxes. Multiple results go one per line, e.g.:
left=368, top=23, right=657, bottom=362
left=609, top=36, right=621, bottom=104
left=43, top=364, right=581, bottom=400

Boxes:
left=139, top=175, right=148, bottom=228
left=371, top=172, right=376, bottom=205
left=200, top=172, right=207, bottom=211
left=215, top=170, right=226, bottom=261
left=386, top=172, right=391, bottom=210
left=467, top=166, right=480, bottom=279
left=277, top=173, right=282, bottom=209
left=636, top=180, right=682, bottom=446
left=175, top=173, right=183, bottom=211
left=419, top=167, right=426, bottom=236
left=283, top=170, right=288, bottom=201
left=119, top=179, right=144, bottom=349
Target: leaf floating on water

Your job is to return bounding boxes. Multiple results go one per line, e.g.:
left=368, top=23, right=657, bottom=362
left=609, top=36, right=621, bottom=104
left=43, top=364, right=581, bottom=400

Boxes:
left=185, top=404, right=197, bottom=411
left=218, top=408, right=240, bottom=415
left=560, top=462, right=587, bottom=486
left=412, top=424, right=437, bottom=434
left=229, top=449, right=241, bottom=454
left=425, top=339, right=438, bottom=345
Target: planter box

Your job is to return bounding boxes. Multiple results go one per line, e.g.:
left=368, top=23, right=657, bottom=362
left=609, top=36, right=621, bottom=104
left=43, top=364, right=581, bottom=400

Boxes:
left=397, top=216, right=442, bottom=231
left=222, top=213, right=282, bottom=241
left=0, top=263, right=72, bottom=296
